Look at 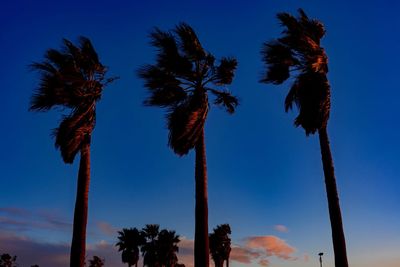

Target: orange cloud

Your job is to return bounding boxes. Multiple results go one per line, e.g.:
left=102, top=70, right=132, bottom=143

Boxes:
left=230, top=247, right=261, bottom=264
left=246, top=236, right=296, bottom=260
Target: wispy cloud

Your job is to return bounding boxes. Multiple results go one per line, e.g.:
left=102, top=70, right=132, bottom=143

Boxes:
left=0, top=231, right=124, bottom=267
left=96, top=221, right=118, bottom=236
left=230, top=246, right=261, bottom=264
left=273, top=224, right=289, bottom=233
left=0, top=206, right=71, bottom=233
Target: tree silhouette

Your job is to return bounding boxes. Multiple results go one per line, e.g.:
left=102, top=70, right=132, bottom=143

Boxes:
left=157, top=229, right=180, bottom=267
left=0, top=254, right=17, bottom=267
left=29, top=37, right=117, bottom=267
left=116, top=228, right=144, bottom=267
left=141, top=224, right=160, bottom=267
left=260, top=9, right=348, bottom=267
left=88, top=256, right=105, bottom=267
left=209, top=224, right=231, bottom=267
left=139, top=23, right=238, bottom=267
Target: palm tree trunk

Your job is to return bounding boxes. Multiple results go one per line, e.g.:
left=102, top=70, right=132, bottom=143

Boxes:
left=70, top=142, right=91, bottom=267
left=318, top=127, right=349, bottom=267
left=194, top=129, right=209, bottom=267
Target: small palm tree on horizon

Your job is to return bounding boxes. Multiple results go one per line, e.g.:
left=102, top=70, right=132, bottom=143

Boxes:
left=116, top=228, right=144, bottom=267
left=29, top=37, right=117, bottom=267
left=209, top=224, right=231, bottom=267
left=139, top=22, right=239, bottom=267
left=260, top=9, right=349, bottom=267
left=88, top=256, right=105, bottom=267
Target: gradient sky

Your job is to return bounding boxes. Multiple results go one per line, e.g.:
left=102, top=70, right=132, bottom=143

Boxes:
left=1, top=0, right=399, bottom=266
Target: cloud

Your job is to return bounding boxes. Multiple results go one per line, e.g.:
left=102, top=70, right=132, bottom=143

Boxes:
left=97, top=221, right=118, bottom=236
left=246, top=236, right=296, bottom=260
left=230, top=247, right=261, bottom=264
left=0, top=231, right=124, bottom=267
left=176, top=237, right=194, bottom=267
left=274, top=224, right=289, bottom=233
left=0, top=206, right=71, bottom=232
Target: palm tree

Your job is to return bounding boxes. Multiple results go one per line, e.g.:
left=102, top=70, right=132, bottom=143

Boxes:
left=260, top=9, right=348, bottom=267
left=139, top=23, right=238, bottom=267
left=157, top=229, right=180, bottom=267
left=29, top=37, right=117, bottom=267
left=0, top=254, right=17, bottom=267
left=209, top=224, right=231, bottom=267
left=116, top=228, right=144, bottom=267
left=141, top=224, right=160, bottom=267
left=88, top=256, right=105, bottom=267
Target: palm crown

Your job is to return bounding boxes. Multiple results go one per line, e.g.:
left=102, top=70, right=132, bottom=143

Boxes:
left=261, top=9, right=330, bottom=135
left=139, top=23, right=238, bottom=155
left=29, top=37, right=116, bottom=163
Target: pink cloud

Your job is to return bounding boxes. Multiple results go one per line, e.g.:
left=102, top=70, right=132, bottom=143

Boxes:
left=274, top=224, right=289, bottom=233
left=231, top=247, right=261, bottom=264
left=246, top=236, right=297, bottom=260
left=96, top=221, right=117, bottom=236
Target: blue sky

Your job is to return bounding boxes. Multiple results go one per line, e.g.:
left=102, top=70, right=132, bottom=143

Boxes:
left=1, top=0, right=399, bottom=266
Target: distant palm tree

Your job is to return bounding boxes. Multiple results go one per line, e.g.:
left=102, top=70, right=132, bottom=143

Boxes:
left=139, top=23, right=238, bottom=267
left=0, top=254, right=17, bottom=267
left=88, top=256, right=105, bottom=267
left=30, top=37, right=116, bottom=267
left=157, top=229, right=180, bottom=267
left=116, top=228, right=144, bottom=267
left=260, top=9, right=348, bottom=267
left=209, top=224, right=231, bottom=267
left=141, top=224, right=160, bottom=267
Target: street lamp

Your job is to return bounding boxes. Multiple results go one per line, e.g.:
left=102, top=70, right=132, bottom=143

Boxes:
left=318, top=252, right=324, bottom=267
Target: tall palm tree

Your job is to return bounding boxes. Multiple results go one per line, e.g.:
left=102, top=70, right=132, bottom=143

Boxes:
left=29, top=37, right=116, bottom=267
left=209, top=224, right=231, bottom=267
left=141, top=224, right=160, bottom=267
left=116, top=228, right=145, bottom=267
left=139, top=23, right=238, bottom=267
left=157, top=229, right=180, bottom=267
left=260, top=9, right=348, bottom=267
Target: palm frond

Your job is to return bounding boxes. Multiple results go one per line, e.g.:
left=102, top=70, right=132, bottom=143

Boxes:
left=213, top=57, right=237, bottom=85
left=284, top=82, right=299, bottom=112
left=167, top=93, right=208, bottom=156
left=209, top=89, right=239, bottom=114
left=260, top=43, right=297, bottom=84
left=293, top=72, right=330, bottom=135
left=174, top=22, right=206, bottom=60
left=53, top=107, right=94, bottom=163
left=149, top=28, right=194, bottom=78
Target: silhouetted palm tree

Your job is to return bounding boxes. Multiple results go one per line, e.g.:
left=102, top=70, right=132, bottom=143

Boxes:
left=139, top=23, right=238, bottom=267
left=116, top=228, right=144, bottom=267
left=260, top=9, right=348, bottom=267
left=88, top=256, right=105, bottom=267
left=209, top=224, right=231, bottom=267
left=141, top=224, right=160, bottom=267
left=157, top=229, right=180, bottom=267
left=0, top=254, right=17, bottom=267
left=29, top=37, right=117, bottom=267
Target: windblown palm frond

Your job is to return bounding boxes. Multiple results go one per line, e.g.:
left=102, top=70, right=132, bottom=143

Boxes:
left=261, top=8, right=330, bottom=135
left=140, top=23, right=239, bottom=155
left=167, top=92, right=209, bottom=155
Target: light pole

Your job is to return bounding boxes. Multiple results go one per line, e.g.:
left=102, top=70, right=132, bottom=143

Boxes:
left=318, top=252, right=324, bottom=267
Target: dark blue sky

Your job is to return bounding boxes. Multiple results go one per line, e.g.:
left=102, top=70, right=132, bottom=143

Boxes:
left=1, top=1, right=399, bottom=266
